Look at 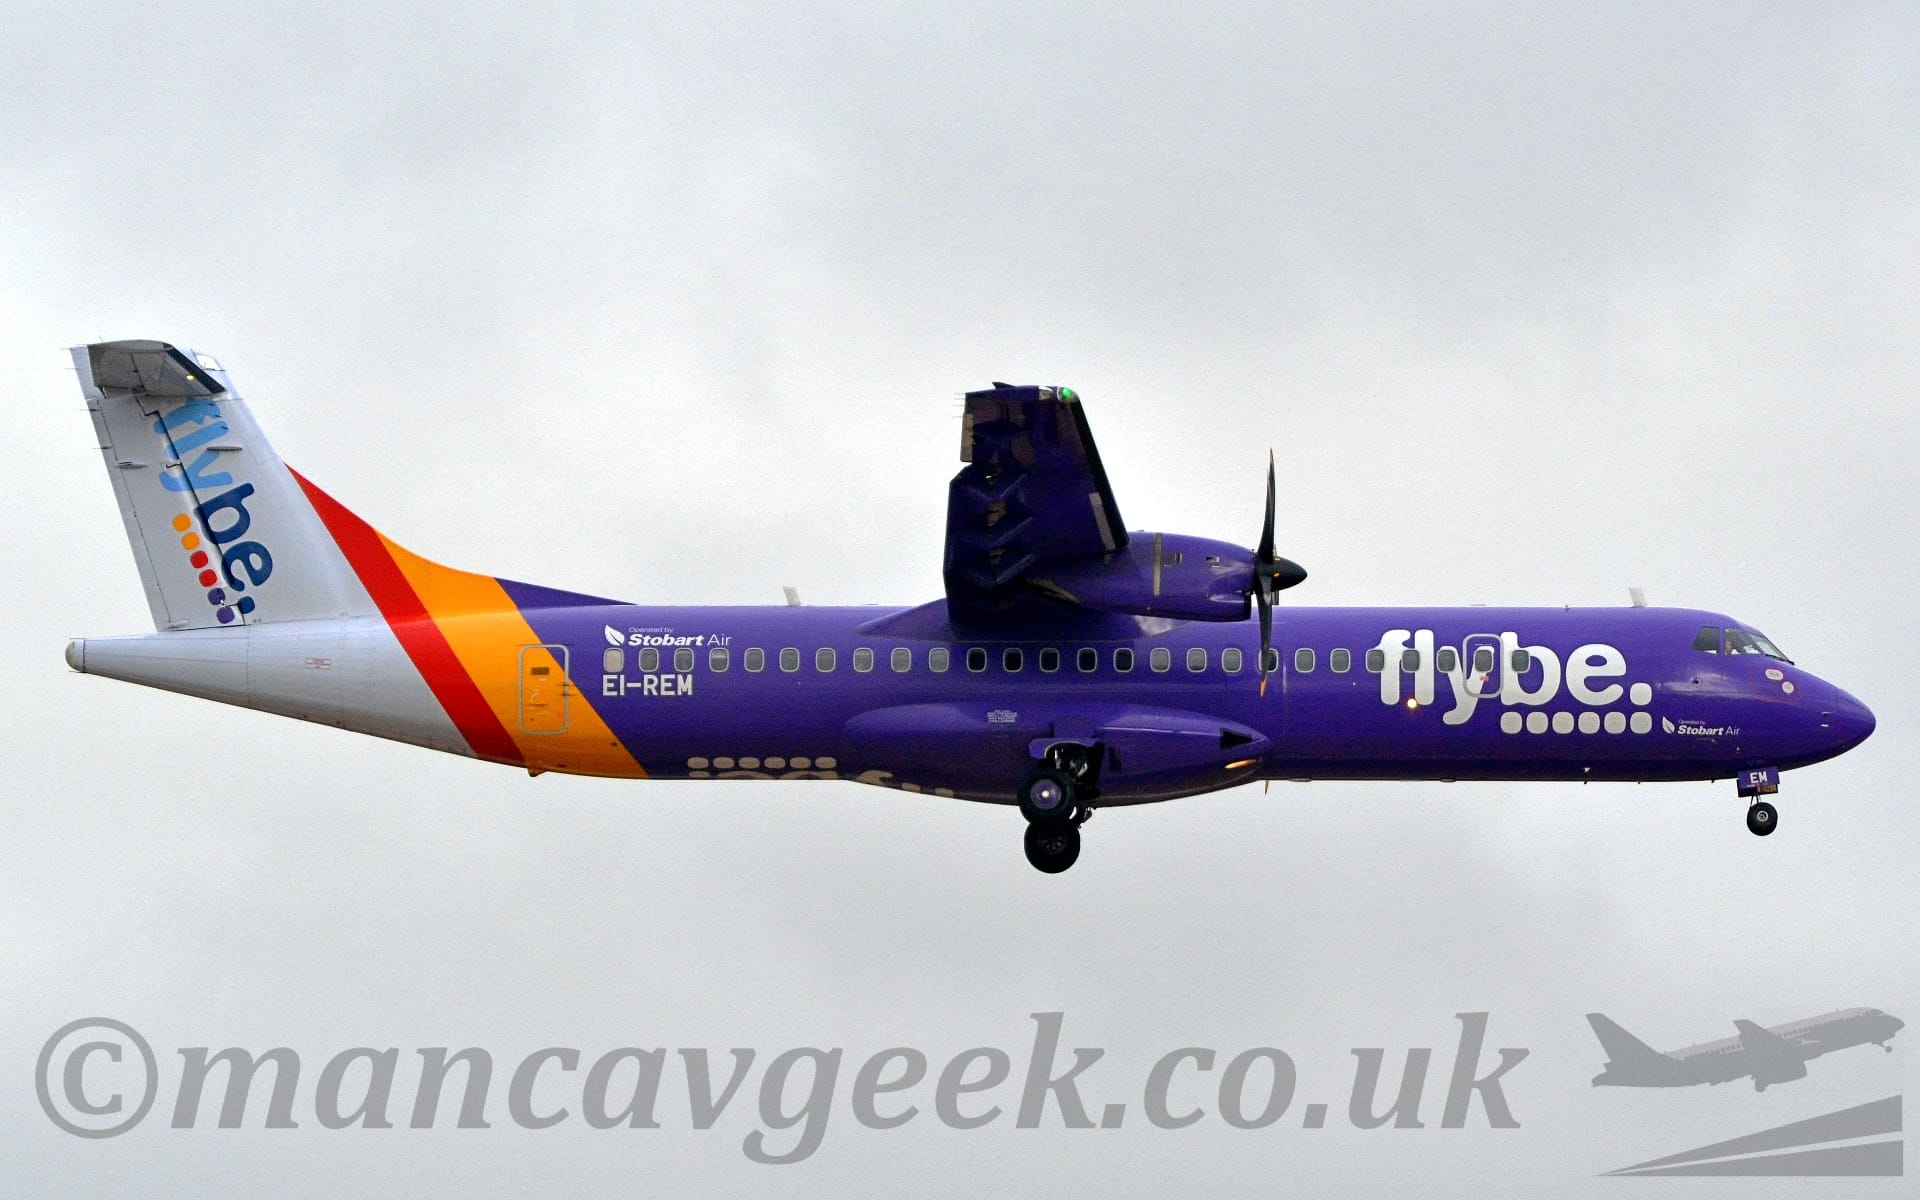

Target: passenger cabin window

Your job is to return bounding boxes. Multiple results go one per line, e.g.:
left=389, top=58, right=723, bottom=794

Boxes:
left=1077, top=648, right=1098, bottom=672
left=779, top=647, right=800, bottom=672
left=1365, top=648, right=1386, bottom=672
left=1114, top=647, right=1135, bottom=672
left=1401, top=649, right=1420, bottom=672
left=1693, top=625, right=1722, bottom=653
left=1150, top=647, right=1171, bottom=673
left=967, top=647, right=987, bottom=673
left=1472, top=646, right=1494, bottom=674
left=1330, top=648, right=1351, bottom=673
left=1436, top=646, right=1458, bottom=673
left=1510, top=648, right=1531, bottom=672
left=1187, top=647, right=1207, bottom=673
left=639, top=648, right=660, bottom=672
left=602, top=647, right=623, bottom=673
left=674, top=647, right=695, bottom=672
left=745, top=648, right=766, bottom=672
left=1263, top=647, right=1280, bottom=673
left=1003, top=648, right=1024, bottom=672
left=1295, top=647, right=1314, bottom=673
left=891, top=647, right=912, bottom=672
left=1039, top=648, right=1060, bottom=673
left=852, top=647, right=874, bottom=673
left=708, top=646, right=729, bottom=672
left=929, top=647, right=950, bottom=673
left=815, top=647, right=837, bottom=672
left=1222, top=647, right=1243, bottom=673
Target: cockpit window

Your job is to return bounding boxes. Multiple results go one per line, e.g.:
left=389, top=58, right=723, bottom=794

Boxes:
left=1692, top=625, right=1721, bottom=653
left=1725, top=628, right=1791, bottom=662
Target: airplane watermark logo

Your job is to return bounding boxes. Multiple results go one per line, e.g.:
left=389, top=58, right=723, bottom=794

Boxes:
left=1591, top=1007, right=1904, bottom=1177
left=1587, top=1008, right=1901, bottom=1093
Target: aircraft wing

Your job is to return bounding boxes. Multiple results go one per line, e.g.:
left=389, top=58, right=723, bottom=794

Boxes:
left=942, top=385, right=1128, bottom=621
left=1733, top=1019, right=1811, bottom=1069
left=1733, top=1019, right=1790, bottom=1050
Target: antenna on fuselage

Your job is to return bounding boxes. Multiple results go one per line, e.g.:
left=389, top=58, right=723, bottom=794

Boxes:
left=1628, top=586, right=1649, bottom=609
left=783, top=586, right=803, bottom=606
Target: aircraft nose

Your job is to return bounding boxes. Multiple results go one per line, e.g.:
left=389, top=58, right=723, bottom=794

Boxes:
left=1824, top=684, right=1876, bottom=752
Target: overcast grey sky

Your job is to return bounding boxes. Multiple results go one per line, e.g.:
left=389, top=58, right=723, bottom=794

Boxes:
left=4, top=3, right=1916, bottom=1194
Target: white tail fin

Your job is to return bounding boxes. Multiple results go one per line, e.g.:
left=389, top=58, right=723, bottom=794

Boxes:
left=76, top=340, right=373, bottom=630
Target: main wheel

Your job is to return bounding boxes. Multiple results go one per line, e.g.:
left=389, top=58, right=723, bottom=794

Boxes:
left=1019, top=767, right=1078, bottom=826
left=1024, top=822, right=1081, bottom=873
left=1746, top=800, right=1777, bottom=837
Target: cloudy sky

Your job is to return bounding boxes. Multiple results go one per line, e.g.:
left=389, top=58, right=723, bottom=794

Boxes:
left=3, top=3, right=1915, bottom=1193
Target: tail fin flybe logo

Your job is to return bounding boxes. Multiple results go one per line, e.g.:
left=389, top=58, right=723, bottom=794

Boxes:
left=1606, top=1095, right=1902, bottom=1177
left=155, top=399, right=273, bottom=623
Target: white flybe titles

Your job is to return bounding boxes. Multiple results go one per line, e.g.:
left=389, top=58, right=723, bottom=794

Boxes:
left=1372, top=631, right=1652, bottom=726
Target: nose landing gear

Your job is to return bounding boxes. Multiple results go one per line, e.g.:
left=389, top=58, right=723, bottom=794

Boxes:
left=1019, top=745, right=1099, bottom=873
left=1738, top=767, right=1780, bottom=837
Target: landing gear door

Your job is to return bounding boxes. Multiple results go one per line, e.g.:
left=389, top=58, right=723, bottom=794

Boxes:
left=518, top=644, right=570, bottom=734
left=1462, top=634, right=1501, bottom=702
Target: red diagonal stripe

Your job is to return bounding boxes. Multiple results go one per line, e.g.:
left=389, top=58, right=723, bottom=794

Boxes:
left=289, top=467, right=523, bottom=767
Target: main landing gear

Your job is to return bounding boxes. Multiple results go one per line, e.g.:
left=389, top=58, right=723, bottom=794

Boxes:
left=1738, top=767, right=1780, bottom=837
left=1024, top=822, right=1081, bottom=874
left=1019, top=746, right=1098, bottom=874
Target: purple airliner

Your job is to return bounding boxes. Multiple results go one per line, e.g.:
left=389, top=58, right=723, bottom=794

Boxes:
left=66, top=344, right=1875, bottom=871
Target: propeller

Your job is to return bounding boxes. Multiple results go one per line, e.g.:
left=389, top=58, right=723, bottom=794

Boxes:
left=1251, top=451, right=1308, bottom=695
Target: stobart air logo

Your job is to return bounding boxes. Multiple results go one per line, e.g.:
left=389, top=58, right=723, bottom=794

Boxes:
left=1373, top=630, right=1658, bottom=736
left=155, top=398, right=272, bottom=624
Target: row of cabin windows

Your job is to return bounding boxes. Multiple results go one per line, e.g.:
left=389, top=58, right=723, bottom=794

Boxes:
left=613, top=643, right=1538, bottom=677
left=613, top=645, right=1256, bottom=676
left=1292, top=645, right=1524, bottom=675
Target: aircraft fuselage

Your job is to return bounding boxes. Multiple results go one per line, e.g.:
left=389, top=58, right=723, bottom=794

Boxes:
left=71, top=599, right=1875, bottom=805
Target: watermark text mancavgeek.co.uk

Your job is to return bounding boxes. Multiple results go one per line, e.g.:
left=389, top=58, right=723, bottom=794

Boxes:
left=37, top=1012, right=1526, bottom=1163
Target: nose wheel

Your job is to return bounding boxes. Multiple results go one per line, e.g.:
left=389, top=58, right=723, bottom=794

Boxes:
left=1738, top=767, right=1780, bottom=837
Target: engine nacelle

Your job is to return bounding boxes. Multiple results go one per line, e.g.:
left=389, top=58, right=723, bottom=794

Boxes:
left=1751, top=1059, right=1808, bottom=1091
left=1028, top=532, right=1254, bottom=622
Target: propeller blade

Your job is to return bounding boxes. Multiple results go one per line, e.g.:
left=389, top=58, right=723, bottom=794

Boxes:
left=1257, top=585, right=1273, bottom=697
left=1257, top=450, right=1276, bottom=564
